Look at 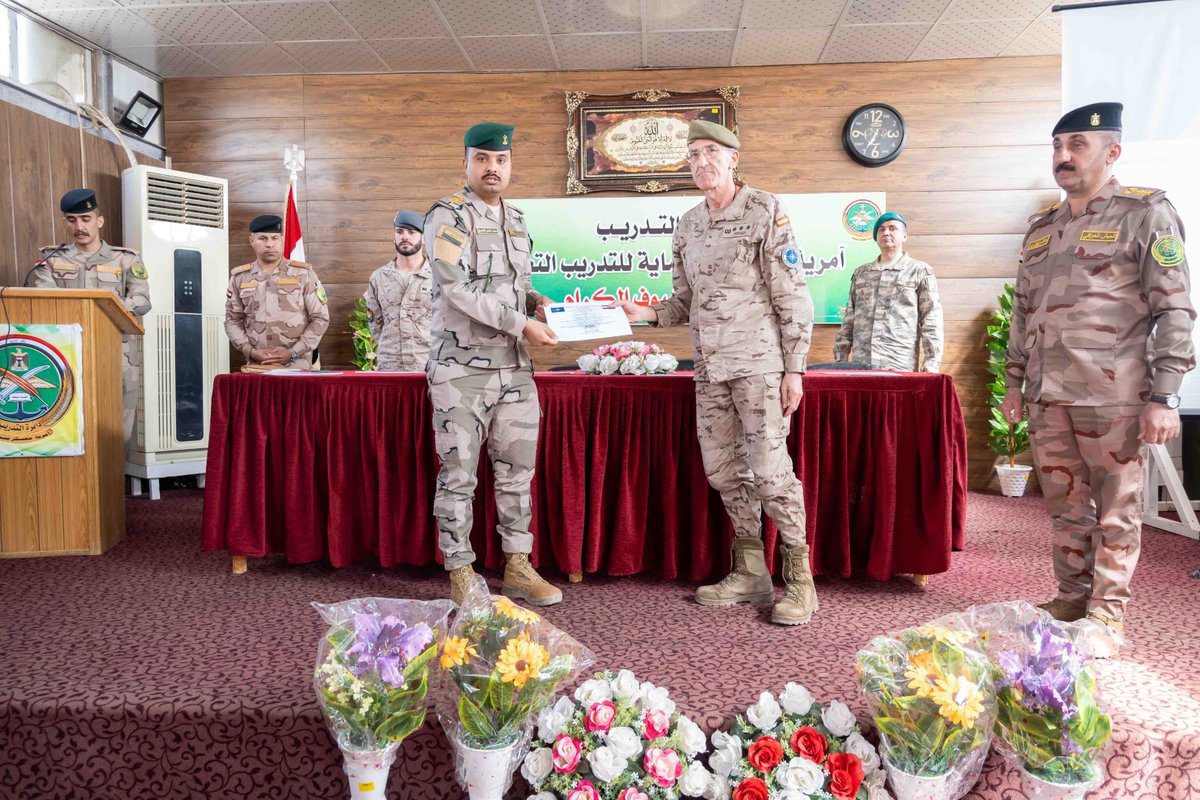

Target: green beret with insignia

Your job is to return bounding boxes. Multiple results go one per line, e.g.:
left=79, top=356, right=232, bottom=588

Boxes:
left=1053, top=102, right=1122, bottom=136
left=687, top=119, right=740, bottom=150
left=60, top=188, right=98, bottom=214
left=464, top=122, right=514, bottom=151
left=249, top=214, right=283, bottom=233
left=873, top=211, right=908, bottom=240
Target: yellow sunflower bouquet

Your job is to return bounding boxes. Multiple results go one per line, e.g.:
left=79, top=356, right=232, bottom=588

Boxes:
left=856, top=616, right=1000, bottom=800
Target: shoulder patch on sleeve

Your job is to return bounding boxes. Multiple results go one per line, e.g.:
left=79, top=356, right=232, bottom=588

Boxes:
left=774, top=215, right=790, bottom=227
left=231, top=264, right=253, bottom=275
left=1151, top=234, right=1185, bottom=268
left=130, top=262, right=148, bottom=280
left=316, top=285, right=328, bottom=303
left=433, top=224, right=468, bottom=265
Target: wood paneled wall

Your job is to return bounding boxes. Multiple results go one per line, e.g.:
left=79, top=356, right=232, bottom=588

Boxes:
left=0, top=100, right=163, bottom=288
left=164, top=56, right=1061, bottom=487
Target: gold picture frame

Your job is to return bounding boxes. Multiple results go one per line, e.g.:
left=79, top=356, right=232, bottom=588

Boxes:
left=565, top=87, right=740, bottom=194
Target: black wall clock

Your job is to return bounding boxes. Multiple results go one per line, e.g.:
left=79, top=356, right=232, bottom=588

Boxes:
left=842, top=104, right=906, bottom=167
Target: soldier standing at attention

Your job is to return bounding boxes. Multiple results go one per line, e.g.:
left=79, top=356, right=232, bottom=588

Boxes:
left=224, top=214, right=330, bottom=370
left=1001, top=102, right=1195, bottom=656
left=366, top=210, right=432, bottom=371
left=425, top=122, right=560, bottom=607
left=30, top=188, right=150, bottom=443
left=618, top=120, right=817, bottom=625
left=833, top=211, right=943, bottom=372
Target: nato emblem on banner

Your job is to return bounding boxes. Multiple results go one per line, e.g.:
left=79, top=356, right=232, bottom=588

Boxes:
left=0, top=325, right=85, bottom=457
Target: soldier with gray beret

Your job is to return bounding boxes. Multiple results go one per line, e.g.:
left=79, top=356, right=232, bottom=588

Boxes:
left=366, top=210, right=432, bottom=371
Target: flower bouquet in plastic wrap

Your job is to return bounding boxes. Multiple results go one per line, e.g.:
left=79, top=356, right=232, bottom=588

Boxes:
left=313, top=596, right=454, bottom=800
left=577, top=341, right=679, bottom=375
left=975, top=602, right=1112, bottom=799
left=521, top=668, right=712, bottom=799
left=708, top=683, right=891, bottom=800
left=437, top=576, right=594, bottom=800
left=856, top=618, right=999, bottom=800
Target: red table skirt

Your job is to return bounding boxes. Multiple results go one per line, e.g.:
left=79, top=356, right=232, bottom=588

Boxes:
left=201, top=371, right=967, bottom=581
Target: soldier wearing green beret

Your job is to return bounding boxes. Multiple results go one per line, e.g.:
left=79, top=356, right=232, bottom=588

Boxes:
left=28, top=188, right=151, bottom=444
left=424, top=122, right=562, bottom=607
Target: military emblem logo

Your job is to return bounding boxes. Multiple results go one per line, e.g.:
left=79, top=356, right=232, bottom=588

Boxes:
left=843, top=199, right=881, bottom=242
left=1151, top=234, right=1185, bottom=267
left=1090, top=113, right=1100, bottom=126
left=0, top=336, right=76, bottom=442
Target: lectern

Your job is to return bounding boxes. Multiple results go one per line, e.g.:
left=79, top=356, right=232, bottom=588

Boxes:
left=0, top=288, right=143, bottom=556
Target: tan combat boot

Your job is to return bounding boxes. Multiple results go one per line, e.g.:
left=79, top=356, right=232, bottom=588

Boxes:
left=772, top=543, right=818, bottom=625
left=449, top=564, right=476, bottom=606
left=696, top=538, right=775, bottom=606
left=1038, top=598, right=1086, bottom=622
left=502, top=553, right=563, bottom=606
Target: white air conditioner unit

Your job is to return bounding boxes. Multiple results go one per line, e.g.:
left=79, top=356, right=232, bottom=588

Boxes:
left=121, top=165, right=229, bottom=476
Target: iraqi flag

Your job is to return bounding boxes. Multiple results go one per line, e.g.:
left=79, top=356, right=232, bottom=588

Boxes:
left=283, top=178, right=304, bottom=262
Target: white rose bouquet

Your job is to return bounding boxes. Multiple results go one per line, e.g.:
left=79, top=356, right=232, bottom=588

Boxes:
left=577, top=342, right=679, bottom=375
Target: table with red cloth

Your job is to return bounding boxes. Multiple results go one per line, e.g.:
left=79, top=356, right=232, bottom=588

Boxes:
left=201, top=371, right=967, bottom=581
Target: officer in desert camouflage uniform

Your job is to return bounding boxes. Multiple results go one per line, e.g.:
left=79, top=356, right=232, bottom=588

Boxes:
left=1001, top=102, right=1195, bottom=656
left=30, top=188, right=151, bottom=444
left=223, top=214, right=329, bottom=370
left=425, top=122, right=561, bottom=607
left=833, top=211, right=944, bottom=372
left=366, top=210, right=432, bottom=371
left=618, top=119, right=817, bottom=626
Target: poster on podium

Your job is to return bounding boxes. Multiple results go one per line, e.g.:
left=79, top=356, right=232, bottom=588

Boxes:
left=0, top=324, right=85, bottom=457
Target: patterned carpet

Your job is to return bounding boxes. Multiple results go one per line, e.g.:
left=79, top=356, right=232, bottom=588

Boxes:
left=0, top=489, right=1197, bottom=799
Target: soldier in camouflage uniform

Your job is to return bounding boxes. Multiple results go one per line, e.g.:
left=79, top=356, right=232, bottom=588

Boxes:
left=224, top=215, right=329, bottom=370
left=833, top=211, right=944, bottom=372
left=619, top=120, right=817, bottom=626
left=1001, top=103, right=1195, bottom=656
left=29, top=189, right=151, bottom=444
left=366, top=210, right=432, bottom=371
left=425, top=122, right=561, bottom=607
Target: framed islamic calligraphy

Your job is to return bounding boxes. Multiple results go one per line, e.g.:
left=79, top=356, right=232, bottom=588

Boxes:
left=565, top=87, right=740, bottom=194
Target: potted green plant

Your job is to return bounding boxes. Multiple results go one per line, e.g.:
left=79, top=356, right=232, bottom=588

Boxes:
left=986, top=284, right=1032, bottom=496
left=348, top=294, right=378, bottom=371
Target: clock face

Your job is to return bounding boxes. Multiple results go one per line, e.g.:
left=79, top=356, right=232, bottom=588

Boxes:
left=843, top=104, right=906, bottom=167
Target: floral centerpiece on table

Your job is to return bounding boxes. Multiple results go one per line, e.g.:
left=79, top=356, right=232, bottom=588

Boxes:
left=708, top=684, right=891, bottom=800
left=577, top=341, right=679, bottom=375
left=522, top=669, right=712, bottom=800
left=348, top=294, right=378, bottom=371
left=856, top=622, right=998, bottom=800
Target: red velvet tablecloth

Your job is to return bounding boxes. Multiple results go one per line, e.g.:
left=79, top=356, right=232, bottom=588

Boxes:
left=201, top=371, right=967, bottom=581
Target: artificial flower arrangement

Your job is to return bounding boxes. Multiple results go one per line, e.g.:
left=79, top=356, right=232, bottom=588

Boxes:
left=348, top=295, right=378, bottom=371
left=313, top=597, right=454, bottom=800
left=438, top=576, right=594, bottom=799
left=577, top=341, right=679, bottom=375
left=522, top=669, right=712, bottom=800
left=855, top=619, right=999, bottom=800
left=708, top=683, right=891, bottom=800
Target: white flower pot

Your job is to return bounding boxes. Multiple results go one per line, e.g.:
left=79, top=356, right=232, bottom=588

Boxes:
left=997, top=464, right=1033, bottom=497
left=341, top=744, right=399, bottom=800
left=884, top=761, right=954, bottom=800
left=1020, top=766, right=1097, bottom=800
left=455, top=737, right=519, bottom=800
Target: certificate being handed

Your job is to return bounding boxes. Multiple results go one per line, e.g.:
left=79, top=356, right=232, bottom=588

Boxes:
left=544, top=302, right=633, bottom=342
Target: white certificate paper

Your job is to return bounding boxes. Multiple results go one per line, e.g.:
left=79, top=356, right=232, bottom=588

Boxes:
left=544, top=303, right=633, bottom=342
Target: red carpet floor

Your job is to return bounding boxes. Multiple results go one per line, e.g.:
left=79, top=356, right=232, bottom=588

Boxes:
left=1, top=490, right=1198, bottom=799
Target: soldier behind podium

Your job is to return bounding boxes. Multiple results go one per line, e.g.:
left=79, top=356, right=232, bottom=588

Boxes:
left=366, top=210, right=433, bottom=371
left=424, top=121, right=561, bottom=607
left=224, top=214, right=330, bottom=370
left=29, top=188, right=150, bottom=443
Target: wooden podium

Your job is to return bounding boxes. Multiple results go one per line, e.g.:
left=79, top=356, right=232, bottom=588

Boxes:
left=0, top=288, right=143, bottom=557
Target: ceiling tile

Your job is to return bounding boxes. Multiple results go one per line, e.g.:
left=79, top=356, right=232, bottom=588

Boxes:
left=945, top=0, right=1050, bottom=21
left=435, top=0, right=544, bottom=37
left=334, top=0, right=448, bottom=39
left=741, top=0, right=844, bottom=29
left=646, top=0, right=743, bottom=32
left=278, top=39, right=387, bottom=71
left=459, top=35, right=556, bottom=70
left=844, top=0, right=952, bottom=25
left=910, top=17, right=1030, bottom=60
left=231, top=2, right=357, bottom=41
left=117, top=0, right=225, bottom=6
left=115, top=44, right=224, bottom=76
left=18, top=0, right=119, bottom=10
left=189, top=41, right=304, bottom=73
left=137, top=4, right=267, bottom=43
left=542, top=0, right=640, bottom=34
left=553, top=33, right=642, bottom=70
left=368, top=37, right=469, bottom=70
left=37, top=7, right=178, bottom=47
left=646, top=29, right=737, bottom=68
left=734, top=28, right=832, bottom=66
left=820, top=23, right=930, bottom=63
left=1000, top=16, right=1060, bottom=56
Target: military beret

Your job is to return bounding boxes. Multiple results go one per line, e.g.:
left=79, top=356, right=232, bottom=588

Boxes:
left=249, top=214, right=283, bottom=233
left=687, top=119, right=740, bottom=150
left=873, top=211, right=907, bottom=240
left=464, top=122, right=514, bottom=151
left=1052, top=102, right=1123, bottom=136
left=393, top=210, right=424, bottom=232
left=60, top=188, right=98, bottom=214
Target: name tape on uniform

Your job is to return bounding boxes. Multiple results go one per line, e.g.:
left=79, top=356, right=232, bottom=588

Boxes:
left=1027, top=235, right=1051, bottom=251
left=1080, top=230, right=1119, bottom=243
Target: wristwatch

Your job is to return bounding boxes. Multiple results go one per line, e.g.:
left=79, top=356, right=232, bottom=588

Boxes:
left=290, top=350, right=299, bottom=363
left=1149, top=393, right=1181, bottom=409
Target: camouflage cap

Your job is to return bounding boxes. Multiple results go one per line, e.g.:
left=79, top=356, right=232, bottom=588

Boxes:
left=464, top=122, right=514, bottom=151
left=687, top=119, right=740, bottom=150
left=1053, top=102, right=1123, bottom=136
left=60, top=188, right=98, bottom=214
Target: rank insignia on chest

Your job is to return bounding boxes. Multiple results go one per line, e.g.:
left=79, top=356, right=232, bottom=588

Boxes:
left=1080, top=230, right=1119, bottom=243
left=277, top=277, right=299, bottom=285
left=721, top=223, right=752, bottom=238
left=1151, top=235, right=1185, bottom=267
left=1027, top=235, right=1051, bottom=251
left=239, top=281, right=257, bottom=289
